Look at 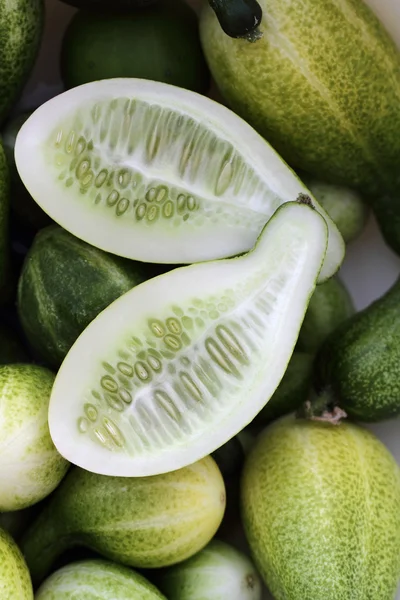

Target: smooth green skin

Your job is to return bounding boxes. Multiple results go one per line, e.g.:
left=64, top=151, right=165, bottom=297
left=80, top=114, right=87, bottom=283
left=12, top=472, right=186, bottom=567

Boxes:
left=200, top=0, right=400, bottom=198
left=252, top=352, right=313, bottom=425
left=0, top=323, right=27, bottom=363
left=157, top=539, right=262, bottom=600
left=301, top=177, right=370, bottom=244
left=242, top=417, right=400, bottom=600
left=61, top=1, right=210, bottom=94
left=2, top=112, right=51, bottom=232
left=0, top=142, right=10, bottom=301
left=35, top=559, right=166, bottom=599
left=17, top=225, right=155, bottom=369
left=315, top=277, right=400, bottom=421
left=297, top=276, right=355, bottom=354
left=0, top=0, right=43, bottom=126
left=0, top=364, right=69, bottom=511
left=21, top=457, right=226, bottom=586
left=0, top=527, right=33, bottom=599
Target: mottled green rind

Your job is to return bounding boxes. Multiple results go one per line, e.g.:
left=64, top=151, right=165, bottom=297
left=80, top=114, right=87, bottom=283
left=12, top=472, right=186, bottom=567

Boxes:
left=0, top=364, right=69, bottom=511
left=21, top=457, right=225, bottom=586
left=297, top=277, right=355, bottom=354
left=157, top=539, right=262, bottom=600
left=17, top=225, right=155, bottom=369
left=241, top=417, right=400, bottom=600
left=0, top=0, right=44, bottom=125
left=252, top=352, right=313, bottom=425
left=314, top=277, right=400, bottom=421
left=35, top=560, right=166, bottom=599
left=0, top=142, right=10, bottom=300
left=2, top=112, right=52, bottom=231
left=0, top=528, right=33, bottom=600
left=0, top=324, right=27, bottom=363
left=301, top=176, right=369, bottom=244
left=61, top=0, right=209, bottom=93
left=200, top=0, right=400, bottom=197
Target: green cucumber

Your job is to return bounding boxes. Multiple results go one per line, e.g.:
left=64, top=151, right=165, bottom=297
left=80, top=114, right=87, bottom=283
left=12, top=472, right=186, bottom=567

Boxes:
left=208, top=0, right=262, bottom=39
left=21, top=457, right=225, bottom=586
left=297, top=277, right=355, bottom=354
left=157, top=539, right=262, bottom=600
left=200, top=0, right=400, bottom=198
left=301, top=176, right=370, bottom=244
left=47, top=200, right=328, bottom=477
left=2, top=112, right=52, bottom=232
left=252, top=352, right=313, bottom=425
left=314, top=277, right=400, bottom=421
left=0, top=323, right=27, bottom=363
left=36, top=560, right=166, bottom=599
left=61, top=1, right=210, bottom=94
left=14, top=78, right=344, bottom=281
left=0, top=365, right=69, bottom=511
left=17, top=225, right=156, bottom=369
left=0, top=0, right=44, bottom=125
left=0, top=528, right=33, bottom=599
left=242, top=416, right=400, bottom=600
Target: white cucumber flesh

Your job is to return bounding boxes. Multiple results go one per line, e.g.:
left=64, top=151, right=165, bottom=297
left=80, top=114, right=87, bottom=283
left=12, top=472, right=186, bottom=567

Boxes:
left=49, top=201, right=328, bottom=476
left=14, top=78, right=343, bottom=281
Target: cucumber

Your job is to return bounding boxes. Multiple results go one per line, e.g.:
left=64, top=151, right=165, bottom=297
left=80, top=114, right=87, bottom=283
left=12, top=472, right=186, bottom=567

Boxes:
left=297, top=277, right=355, bottom=353
left=21, top=457, right=225, bottom=586
left=241, top=417, right=400, bottom=599
left=314, top=277, right=400, bottom=421
left=252, top=352, right=313, bottom=426
left=61, top=1, right=210, bottom=94
left=200, top=0, right=400, bottom=198
left=301, top=176, right=370, bottom=244
left=2, top=112, right=52, bottom=232
left=14, top=78, right=344, bottom=281
left=36, top=560, right=166, bottom=600
left=47, top=200, right=328, bottom=477
left=0, top=0, right=44, bottom=125
left=0, top=528, right=33, bottom=599
left=157, top=539, right=262, bottom=600
left=0, top=365, right=69, bottom=511
left=0, top=323, right=28, bottom=363
left=17, top=225, right=156, bottom=369
left=208, top=0, right=262, bottom=39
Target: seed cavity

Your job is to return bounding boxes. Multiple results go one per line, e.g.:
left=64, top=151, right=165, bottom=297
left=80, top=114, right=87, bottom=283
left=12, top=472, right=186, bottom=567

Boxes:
left=78, top=417, right=88, bottom=433
left=105, top=393, right=125, bottom=412
left=135, top=361, right=151, bottom=381
left=146, top=205, right=159, bottom=222
left=76, top=159, right=90, bottom=180
left=145, top=187, right=157, bottom=202
left=154, top=390, right=181, bottom=423
left=177, top=194, right=186, bottom=213
left=166, top=317, right=182, bottom=335
left=156, top=186, right=168, bottom=203
left=101, top=375, right=118, bottom=392
left=147, top=355, right=162, bottom=371
left=163, top=201, right=174, bottom=218
left=103, top=417, right=125, bottom=447
left=205, top=337, right=242, bottom=378
left=180, top=372, right=203, bottom=402
left=107, top=190, right=119, bottom=206
left=116, top=197, right=129, bottom=216
left=136, top=203, right=147, bottom=220
left=95, top=169, right=108, bottom=187
left=84, top=403, right=98, bottom=422
left=149, top=320, right=165, bottom=337
left=164, top=334, right=182, bottom=351
left=117, top=362, right=133, bottom=377
left=119, top=388, right=133, bottom=404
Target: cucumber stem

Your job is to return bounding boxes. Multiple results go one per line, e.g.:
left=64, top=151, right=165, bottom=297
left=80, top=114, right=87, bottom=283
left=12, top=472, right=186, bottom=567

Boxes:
left=208, top=0, right=263, bottom=41
left=296, top=388, right=347, bottom=425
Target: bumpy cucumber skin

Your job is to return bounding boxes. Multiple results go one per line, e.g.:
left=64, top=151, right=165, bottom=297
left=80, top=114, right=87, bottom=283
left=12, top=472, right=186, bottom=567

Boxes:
left=0, top=528, right=33, bottom=600
left=35, top=560, right=166, bottom=599
left=21, top=457, right=226, bottom=586
left=315, top=278, right=400, bottom=421
left=0, top=0, right=44, bottom=125
left=17, top=225, right=154, bottom=369
left=61, top=1, right=210, bottom=94
left=297, top=277, right=355, bottom=354
left=157, top=539, right=262, bottom=600
left=242, top=417, right=400, bottom=600
left=200, top=0, right=400, bottom=197
left=252, top=352, right=313, bottom=425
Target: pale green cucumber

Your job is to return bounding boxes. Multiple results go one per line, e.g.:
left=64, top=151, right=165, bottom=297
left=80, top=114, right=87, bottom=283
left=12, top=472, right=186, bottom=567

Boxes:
left=0, top=365, right=69, bottom=511
left=0, top=528, right=33, bottom=600
left=48, top=200, right=328, bottom=477
left=157, top=539, right=262, bottom=600
left=35, top=560, right=166, bottom=599
left=21, top=457, right=226, bottom=586
left=14, top=78, right=343, bottom=281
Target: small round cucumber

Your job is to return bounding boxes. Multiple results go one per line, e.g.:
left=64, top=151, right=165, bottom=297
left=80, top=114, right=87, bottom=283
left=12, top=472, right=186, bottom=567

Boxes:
left=0, top=528, right=33, bottom=600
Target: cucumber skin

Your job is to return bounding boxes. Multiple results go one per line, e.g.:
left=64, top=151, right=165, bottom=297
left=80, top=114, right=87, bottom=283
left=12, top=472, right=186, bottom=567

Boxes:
left=314, top=278, right=400, bottom=421
left=17, top=226, right=155, bottom=369
left=0, top=0, right=44, bottom=125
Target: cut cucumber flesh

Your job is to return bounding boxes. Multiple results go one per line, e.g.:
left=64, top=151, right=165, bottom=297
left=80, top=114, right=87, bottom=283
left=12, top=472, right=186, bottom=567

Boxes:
left=48, top=201, right=328, bottom=476
left=15, top=78, right=343, bottom=281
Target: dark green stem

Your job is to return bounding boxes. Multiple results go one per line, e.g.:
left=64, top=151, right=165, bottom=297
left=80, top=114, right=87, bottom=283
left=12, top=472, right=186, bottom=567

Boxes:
left=296, top=387, right=347, bottom=425
left=208, top=0, right=263, bottom=40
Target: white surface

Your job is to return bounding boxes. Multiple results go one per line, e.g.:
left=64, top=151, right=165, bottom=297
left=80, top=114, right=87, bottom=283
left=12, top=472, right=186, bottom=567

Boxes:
left=18, top=1, right=400, bottom=598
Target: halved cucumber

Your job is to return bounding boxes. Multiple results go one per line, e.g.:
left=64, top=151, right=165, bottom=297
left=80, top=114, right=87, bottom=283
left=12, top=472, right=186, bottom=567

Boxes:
left=48, top=200, right=328, bottom=476
left=15, top=78, right=343, bottom=281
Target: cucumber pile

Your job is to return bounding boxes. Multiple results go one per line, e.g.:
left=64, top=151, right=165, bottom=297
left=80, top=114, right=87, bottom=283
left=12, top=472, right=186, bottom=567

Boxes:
left=1, top=0, right=400, bottom=598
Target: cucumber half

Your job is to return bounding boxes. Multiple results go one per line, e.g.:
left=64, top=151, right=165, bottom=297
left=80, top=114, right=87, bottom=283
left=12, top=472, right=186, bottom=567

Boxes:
left=48, top=201, right=328, bottom=476
left=14, top=78, right=343, bottom=281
